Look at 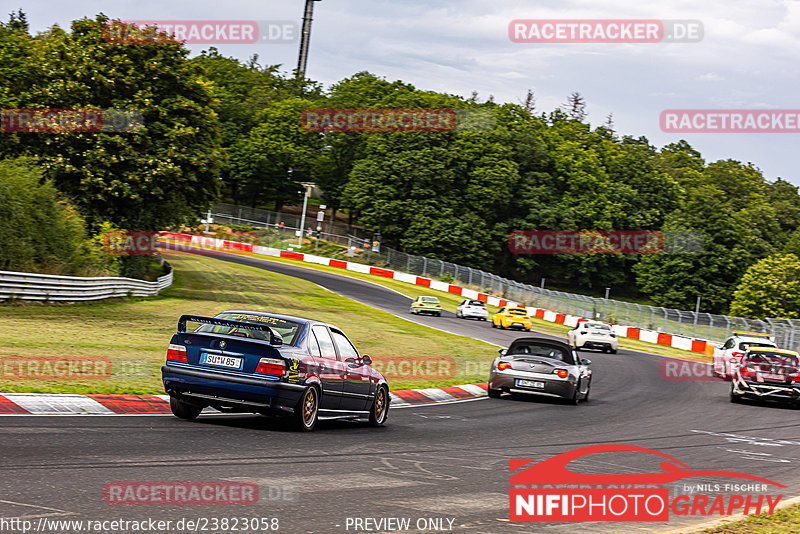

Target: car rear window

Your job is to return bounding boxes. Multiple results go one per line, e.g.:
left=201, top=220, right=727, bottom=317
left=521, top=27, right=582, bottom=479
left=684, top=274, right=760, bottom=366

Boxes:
left=469, top=300, right=485, bottom=306
left=195, top=313, right=302, bottom=345
left=509, top=343, right=575, bottom=364
left=420, top=297, right=439, bottom=303
left=740, top=341, right=775, bottom=351
left=509, top=308, right=528, bottom=315
left=586, top=323, right=611, bottom=330
left=744, top=352, right=800, bottom=374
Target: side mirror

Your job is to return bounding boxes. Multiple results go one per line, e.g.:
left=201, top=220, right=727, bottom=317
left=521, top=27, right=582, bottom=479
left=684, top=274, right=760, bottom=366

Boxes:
left=498, top=349, right=507, bottom=355
left=581, top=358, right=592, bottom=366
left=362, top=355, right=372, bottom=366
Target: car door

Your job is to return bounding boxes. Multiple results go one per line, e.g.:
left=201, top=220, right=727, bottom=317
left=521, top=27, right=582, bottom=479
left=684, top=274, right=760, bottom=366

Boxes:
left=713, top=338, right=734, bottom=374
left=331, top=328, right=372, bottom=411
left=310, top=325, right=344, bottom=410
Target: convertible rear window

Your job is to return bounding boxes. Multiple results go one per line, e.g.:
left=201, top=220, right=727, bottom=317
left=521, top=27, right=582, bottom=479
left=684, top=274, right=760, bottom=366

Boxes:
left=194, top=313, right=302, bottom=345
left=509, top=343, right=575, bottom=365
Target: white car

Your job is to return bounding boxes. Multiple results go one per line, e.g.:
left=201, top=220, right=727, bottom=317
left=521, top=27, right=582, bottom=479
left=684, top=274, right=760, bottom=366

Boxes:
left=567, top=321, right=618, bottom=353
left=713, top=331, right=777, bottom=380
left=456, top=299, right=488, bottom=320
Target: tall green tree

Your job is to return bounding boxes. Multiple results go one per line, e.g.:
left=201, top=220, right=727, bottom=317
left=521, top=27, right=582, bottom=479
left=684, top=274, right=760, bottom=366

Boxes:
left=729, top=254, right=800, bottom=318
left=0, top=14, right=224, bottom=230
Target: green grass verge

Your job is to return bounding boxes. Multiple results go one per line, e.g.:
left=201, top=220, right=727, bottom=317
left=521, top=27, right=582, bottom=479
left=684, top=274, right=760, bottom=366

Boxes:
left=694, top=503, right=800, bottom=533
left=0, top=252, right=498, bottom=394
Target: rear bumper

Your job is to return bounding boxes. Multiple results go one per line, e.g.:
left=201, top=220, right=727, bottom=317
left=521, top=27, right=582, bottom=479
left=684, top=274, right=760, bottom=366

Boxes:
left=502, top=320, right=531, bottom=329
left=734, top=380, right=800, bottom=402
left=412, top=307, right=441, bottom=314
left=580, top=340, right=615, bottom=350
left=489, top=371, right=576, bottom=398
left=162, top=364, right=305, bottom=413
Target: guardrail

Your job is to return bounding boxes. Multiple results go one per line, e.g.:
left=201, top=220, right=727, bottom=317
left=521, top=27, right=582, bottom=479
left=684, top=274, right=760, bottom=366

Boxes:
left=0, top=261, right=173, bottom=302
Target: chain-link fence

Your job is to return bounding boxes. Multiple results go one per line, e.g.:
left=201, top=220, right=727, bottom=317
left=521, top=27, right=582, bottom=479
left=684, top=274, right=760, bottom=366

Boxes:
left=207, top=204, right=800, bottom=351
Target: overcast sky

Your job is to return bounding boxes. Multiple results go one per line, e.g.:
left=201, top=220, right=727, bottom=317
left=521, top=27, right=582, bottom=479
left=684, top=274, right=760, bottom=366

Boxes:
left=17, top=0, right=800, bottom=185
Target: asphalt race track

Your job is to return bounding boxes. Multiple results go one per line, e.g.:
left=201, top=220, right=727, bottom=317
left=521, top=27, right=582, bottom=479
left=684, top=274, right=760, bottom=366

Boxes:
left=2, top=247, right=800, bottom=533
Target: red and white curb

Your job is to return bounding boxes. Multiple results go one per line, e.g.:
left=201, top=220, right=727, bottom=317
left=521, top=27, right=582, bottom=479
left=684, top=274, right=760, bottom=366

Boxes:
left=159, top=232, right=714, bottom=356
left=0, top=385, right=488, bottom=415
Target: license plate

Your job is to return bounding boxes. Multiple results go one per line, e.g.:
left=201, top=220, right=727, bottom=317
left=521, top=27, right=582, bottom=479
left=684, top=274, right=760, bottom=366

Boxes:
left=517, top=379, right=544, bottom=389
left=201, top=353, right=242, bottom=370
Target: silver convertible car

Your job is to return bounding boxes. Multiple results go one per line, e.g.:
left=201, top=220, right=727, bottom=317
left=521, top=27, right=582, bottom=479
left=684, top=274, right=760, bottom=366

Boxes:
left=487, top=337, right=592, bottom=404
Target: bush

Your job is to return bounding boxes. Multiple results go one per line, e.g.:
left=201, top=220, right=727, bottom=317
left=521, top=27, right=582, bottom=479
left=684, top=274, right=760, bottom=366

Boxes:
left=0, top=158, right=121, bottom=276
left=0, top=158, right=86, bottom=274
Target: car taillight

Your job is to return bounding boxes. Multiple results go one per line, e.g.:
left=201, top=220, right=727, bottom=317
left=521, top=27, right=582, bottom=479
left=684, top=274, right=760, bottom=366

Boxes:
left=436, top=305, right=441, bottom=307
left=482, top=307, right=487, bottom=310
left=740, top=366, right=755, bottom=378
left=255, top=358, right=286, bottom=376
left=498, top=362, right=512, bottom=370
left=553, top=369, right=569, bottom=378
left=731, top=351, right=744, bottom=358
left=166, top=344, right=187, bottom=362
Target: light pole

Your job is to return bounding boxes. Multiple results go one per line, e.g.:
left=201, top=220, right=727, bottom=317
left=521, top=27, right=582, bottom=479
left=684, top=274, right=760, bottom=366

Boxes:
left=297, top=0, right=322, bottom=78
left=297, top=182, right=315, bottom=246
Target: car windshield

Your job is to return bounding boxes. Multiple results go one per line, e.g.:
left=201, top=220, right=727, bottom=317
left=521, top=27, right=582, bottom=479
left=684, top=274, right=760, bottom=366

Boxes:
left=509, top=343, right=575, bottom=364
left=743, top=352, right=800, bottom=375
left=194, top=313, right=302, bottom=345
left=420, top=297, right=438, bottom=303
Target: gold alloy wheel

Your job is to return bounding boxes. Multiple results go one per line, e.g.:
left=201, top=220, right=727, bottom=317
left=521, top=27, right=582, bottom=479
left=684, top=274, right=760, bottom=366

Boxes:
left=303, top=388, right=317, bottom=426
left=375, top=389, right=386, bottom=420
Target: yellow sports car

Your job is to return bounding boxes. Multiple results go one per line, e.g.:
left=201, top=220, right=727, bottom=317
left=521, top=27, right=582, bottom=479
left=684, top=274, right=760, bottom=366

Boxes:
left=410, top=296, right=443, bottom=316
left=492, top=306, right=532, bottom=331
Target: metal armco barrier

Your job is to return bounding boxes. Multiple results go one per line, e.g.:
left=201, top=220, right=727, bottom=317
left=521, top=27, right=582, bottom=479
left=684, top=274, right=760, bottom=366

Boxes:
left=0, top=263, right=173, bottom=302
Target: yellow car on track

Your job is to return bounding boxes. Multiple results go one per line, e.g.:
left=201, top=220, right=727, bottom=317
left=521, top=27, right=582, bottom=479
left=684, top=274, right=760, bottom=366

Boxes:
left=492, top=306, right=532, bottom=331
left=410, top=296, right=443, bottom=317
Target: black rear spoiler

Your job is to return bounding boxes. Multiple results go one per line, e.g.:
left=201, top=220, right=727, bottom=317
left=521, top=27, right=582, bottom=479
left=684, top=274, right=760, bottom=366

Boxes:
left=178, top=315, right=283, bottom=346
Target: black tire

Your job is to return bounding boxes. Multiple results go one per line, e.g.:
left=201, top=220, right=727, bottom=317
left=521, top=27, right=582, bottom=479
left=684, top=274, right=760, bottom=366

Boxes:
left=487, top=386, right=502, bottom=398
left=369, top=386, right=389, bottom=426
left=437, top=312, right=441, bottom=317
left=610, top=349, right=617, bottom=354
left=492, top=322, right=497, bottom=328
left=730, top=383, right=741, bottom=404
left=294, top=386, right=319, bottom=431
left=570, top=383, right=581, bottom=405
left=169, top=396, right=203, bottom=420
left=583, top=383, right=591, bottom=402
